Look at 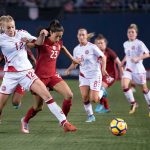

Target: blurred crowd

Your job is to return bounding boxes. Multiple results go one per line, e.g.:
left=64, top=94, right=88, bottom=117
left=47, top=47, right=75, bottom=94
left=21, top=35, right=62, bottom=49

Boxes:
left=0, top=0, right=150, bottom=12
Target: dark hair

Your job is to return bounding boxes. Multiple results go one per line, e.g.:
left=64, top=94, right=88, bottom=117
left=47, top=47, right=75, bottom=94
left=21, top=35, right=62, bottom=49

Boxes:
left=95, top=34, right=108, bottom=45
left=46, top=20, right=64, bottom=33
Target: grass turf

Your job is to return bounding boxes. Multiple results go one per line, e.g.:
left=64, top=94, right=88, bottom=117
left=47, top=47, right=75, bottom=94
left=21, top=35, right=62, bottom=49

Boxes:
left=0, top=80, right=150, bottom=150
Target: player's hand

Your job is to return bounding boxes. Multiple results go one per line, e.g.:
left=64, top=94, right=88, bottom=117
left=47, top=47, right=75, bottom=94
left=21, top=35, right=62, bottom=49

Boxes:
left=64, top=69, right=71, bottom=76
left=40, top=29, right=49, bottom=36
left=102, top=69, right=108, bottom=76
left=131, top=57, right=140, bottom=63
left=72, top=58, right=81, bottom=65
left=21, top=37, right=29, bottom=43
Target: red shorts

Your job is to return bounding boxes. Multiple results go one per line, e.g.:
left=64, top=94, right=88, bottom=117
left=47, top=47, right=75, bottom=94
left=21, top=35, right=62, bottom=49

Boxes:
left=14, top=85, right=25, bottom=95
left=40, top=73, right=63, bottom=89
left=102, top=75, right=115, bottom=87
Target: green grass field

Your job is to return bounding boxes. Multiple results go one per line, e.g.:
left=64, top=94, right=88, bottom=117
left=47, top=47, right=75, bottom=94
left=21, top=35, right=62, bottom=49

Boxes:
left=0, top=80, right=150, bottom=150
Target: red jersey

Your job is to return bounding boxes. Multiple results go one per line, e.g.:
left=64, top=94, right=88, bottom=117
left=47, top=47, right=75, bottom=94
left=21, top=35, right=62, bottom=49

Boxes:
left=35, top=38, right=63, bottom=78
left=104, top=48, right=118, bottom=79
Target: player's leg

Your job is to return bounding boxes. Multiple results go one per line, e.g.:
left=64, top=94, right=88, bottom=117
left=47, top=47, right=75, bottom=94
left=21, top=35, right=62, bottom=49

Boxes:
left=95, top=81, right=109, bottom=113
left=21, top=95, right=44, bottom=133
left=121, top=71, right=137, bottom=114
left=80, top=85, right=95, bottom=122
left=12, top=85, right=25, bottom=109
left=20, top=70, right=77, bottom=133
left=130, top=80, right=136, bottom=93
left=0, top=73, right=19, bottom=123
left=79, top=75, right=95, bottom=122
left=52, top=79, right=73, bottom=117
left=0, top=93, right=9, bottom=124
left=141, top=83, right=150, bottom=116
left=30, top=79, right=77, bottom=132
left=136, top=73, right=150, bottom=116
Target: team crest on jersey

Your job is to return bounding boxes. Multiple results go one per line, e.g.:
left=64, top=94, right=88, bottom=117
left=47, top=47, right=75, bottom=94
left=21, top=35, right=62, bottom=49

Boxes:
left=85, top=50, right=89, bottom=54
left=131, top=46, right=135, bottom=50
left=52, top=46, right=56, bottom=50
left=1, top=85, right=6, bottom=91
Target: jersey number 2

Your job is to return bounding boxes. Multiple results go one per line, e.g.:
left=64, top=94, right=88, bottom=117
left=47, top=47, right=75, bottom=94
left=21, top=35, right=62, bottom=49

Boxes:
left=15, top=42, right=24, bottom=50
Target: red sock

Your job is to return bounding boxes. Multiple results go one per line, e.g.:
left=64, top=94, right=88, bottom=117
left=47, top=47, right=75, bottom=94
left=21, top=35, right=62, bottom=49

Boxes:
left=102, top=97, right=109, bottom=109
left=24, top=107, right=38, bottom=123
left=62, top=99, right=72, bottom=117
left=100, top=98, right=104, bottom=105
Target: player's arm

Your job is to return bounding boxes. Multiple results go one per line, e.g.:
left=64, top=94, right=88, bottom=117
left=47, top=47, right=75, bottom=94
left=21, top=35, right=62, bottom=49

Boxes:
left=100, top=55, right=108, bottom=76
left=64, top=63, right=78, bottom=76
left=121, top=56, right=126, bottom=67
left=27, top=48, right=36, bottom=66
left=114, top=57, right=124, bottom=76
left=62, top=45, right=80, bottom=64
left=131, top=52, right=150, bottom=63
left=35, top=29, right=48, bottom=46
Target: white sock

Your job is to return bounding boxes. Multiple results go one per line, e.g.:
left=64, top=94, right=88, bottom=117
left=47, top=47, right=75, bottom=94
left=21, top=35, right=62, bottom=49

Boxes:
left=124, top=89, right=135, bottom=103
left=144, top=91, right=150, bottom=107
left=84, top=101, right=93, bottom=116
left=99, top=90, right=104, bottom=99
left=46, top=100, right=66, bottom=124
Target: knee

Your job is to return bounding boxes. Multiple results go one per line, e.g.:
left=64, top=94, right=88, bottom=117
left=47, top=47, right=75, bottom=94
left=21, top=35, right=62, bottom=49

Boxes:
left=90, top=95, right=99, bottom=103
left=81, top=95, right=89, bottom=102
left=65, top=91, right=73, bottom=100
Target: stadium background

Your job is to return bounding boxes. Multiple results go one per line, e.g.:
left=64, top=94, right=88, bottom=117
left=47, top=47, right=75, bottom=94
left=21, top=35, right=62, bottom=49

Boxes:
left=1, top=1, right=150, bottom=150
left=0, top=0, right=150, bottom=78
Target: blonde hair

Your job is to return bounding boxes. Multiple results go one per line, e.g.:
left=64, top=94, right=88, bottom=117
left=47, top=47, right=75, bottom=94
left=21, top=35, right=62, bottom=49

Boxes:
left=0, top=15, right=7, bottom=24
left=78, top=28, right=94, bottom=41
left=128, top=23, right=138, bottom=33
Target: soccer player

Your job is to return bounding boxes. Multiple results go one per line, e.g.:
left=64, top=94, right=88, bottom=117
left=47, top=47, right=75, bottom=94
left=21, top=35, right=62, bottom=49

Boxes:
left=121, top=23, right=150, bottom=115
left=0, top=15, right=36, bottom=110
left=0, top=15, right=77, bottom=133
left=94, top=34, right=123, bottom=113
left=65, top=28, right=107, bottom=122
left=21, top=20, right=80, bottom=130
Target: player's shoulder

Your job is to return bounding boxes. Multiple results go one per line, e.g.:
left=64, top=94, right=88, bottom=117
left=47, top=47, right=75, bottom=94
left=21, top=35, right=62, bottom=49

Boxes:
left=16, top=29, right=29, bottom=35
left=123, top=40, right=129, bottom=46
left=106, top=47, right=113, bottom=52
left=135, top=39, right=144, bottom=45
left=87, top=42, right=96, bottom=47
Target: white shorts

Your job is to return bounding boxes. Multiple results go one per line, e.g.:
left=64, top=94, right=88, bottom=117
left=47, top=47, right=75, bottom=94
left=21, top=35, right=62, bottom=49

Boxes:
left=0, top=69, right=38, bottom=94
left=79, top=75, right=102, bottom=91
left=122, top=70, right=146, bottom=85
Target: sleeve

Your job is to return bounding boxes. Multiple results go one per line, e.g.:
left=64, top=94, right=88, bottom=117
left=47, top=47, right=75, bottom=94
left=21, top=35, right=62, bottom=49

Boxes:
left=108, top=48, right=118, bottom=60
left=21, top=30, right=37, bottom=42
left=93, top=44, right=104, bottom=57
left=140, top=41, right=149, bottom=54
left=73, top=48, right=76, bottom=59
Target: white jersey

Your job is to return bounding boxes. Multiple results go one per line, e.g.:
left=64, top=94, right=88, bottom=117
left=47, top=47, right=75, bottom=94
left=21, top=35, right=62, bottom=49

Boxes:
left=123, top=39, right=149, bottom=73
left=73, top=42, right=104, bottom=78
left=0, top=30, right=37, bottom=72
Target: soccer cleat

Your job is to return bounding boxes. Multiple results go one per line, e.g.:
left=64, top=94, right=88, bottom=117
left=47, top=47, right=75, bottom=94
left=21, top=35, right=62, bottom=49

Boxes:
left=129, top=103, right=137, bottom=114
left=21, top=117, right=29, bottom=134
left=85, top=115, right=96, bottom=123
left=97, top=108, right=110, bottom=113
left=63, top=122, right=77, bottom=132
left=13, top=102, right=21, bottom=109
left=95, top=104, right=104, bottom=113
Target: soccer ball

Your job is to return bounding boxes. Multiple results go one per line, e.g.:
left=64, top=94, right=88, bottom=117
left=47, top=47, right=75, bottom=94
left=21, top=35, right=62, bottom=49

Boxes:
left=110, top=118, right=127, bottom=136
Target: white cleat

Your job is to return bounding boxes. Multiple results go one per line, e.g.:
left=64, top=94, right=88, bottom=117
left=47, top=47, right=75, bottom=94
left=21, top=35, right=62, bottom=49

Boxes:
left=129, top=103, right=137, bottom=114
left=21, top=117, right=29, bottom=134
left=85, top=115, right=96, bottom=123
